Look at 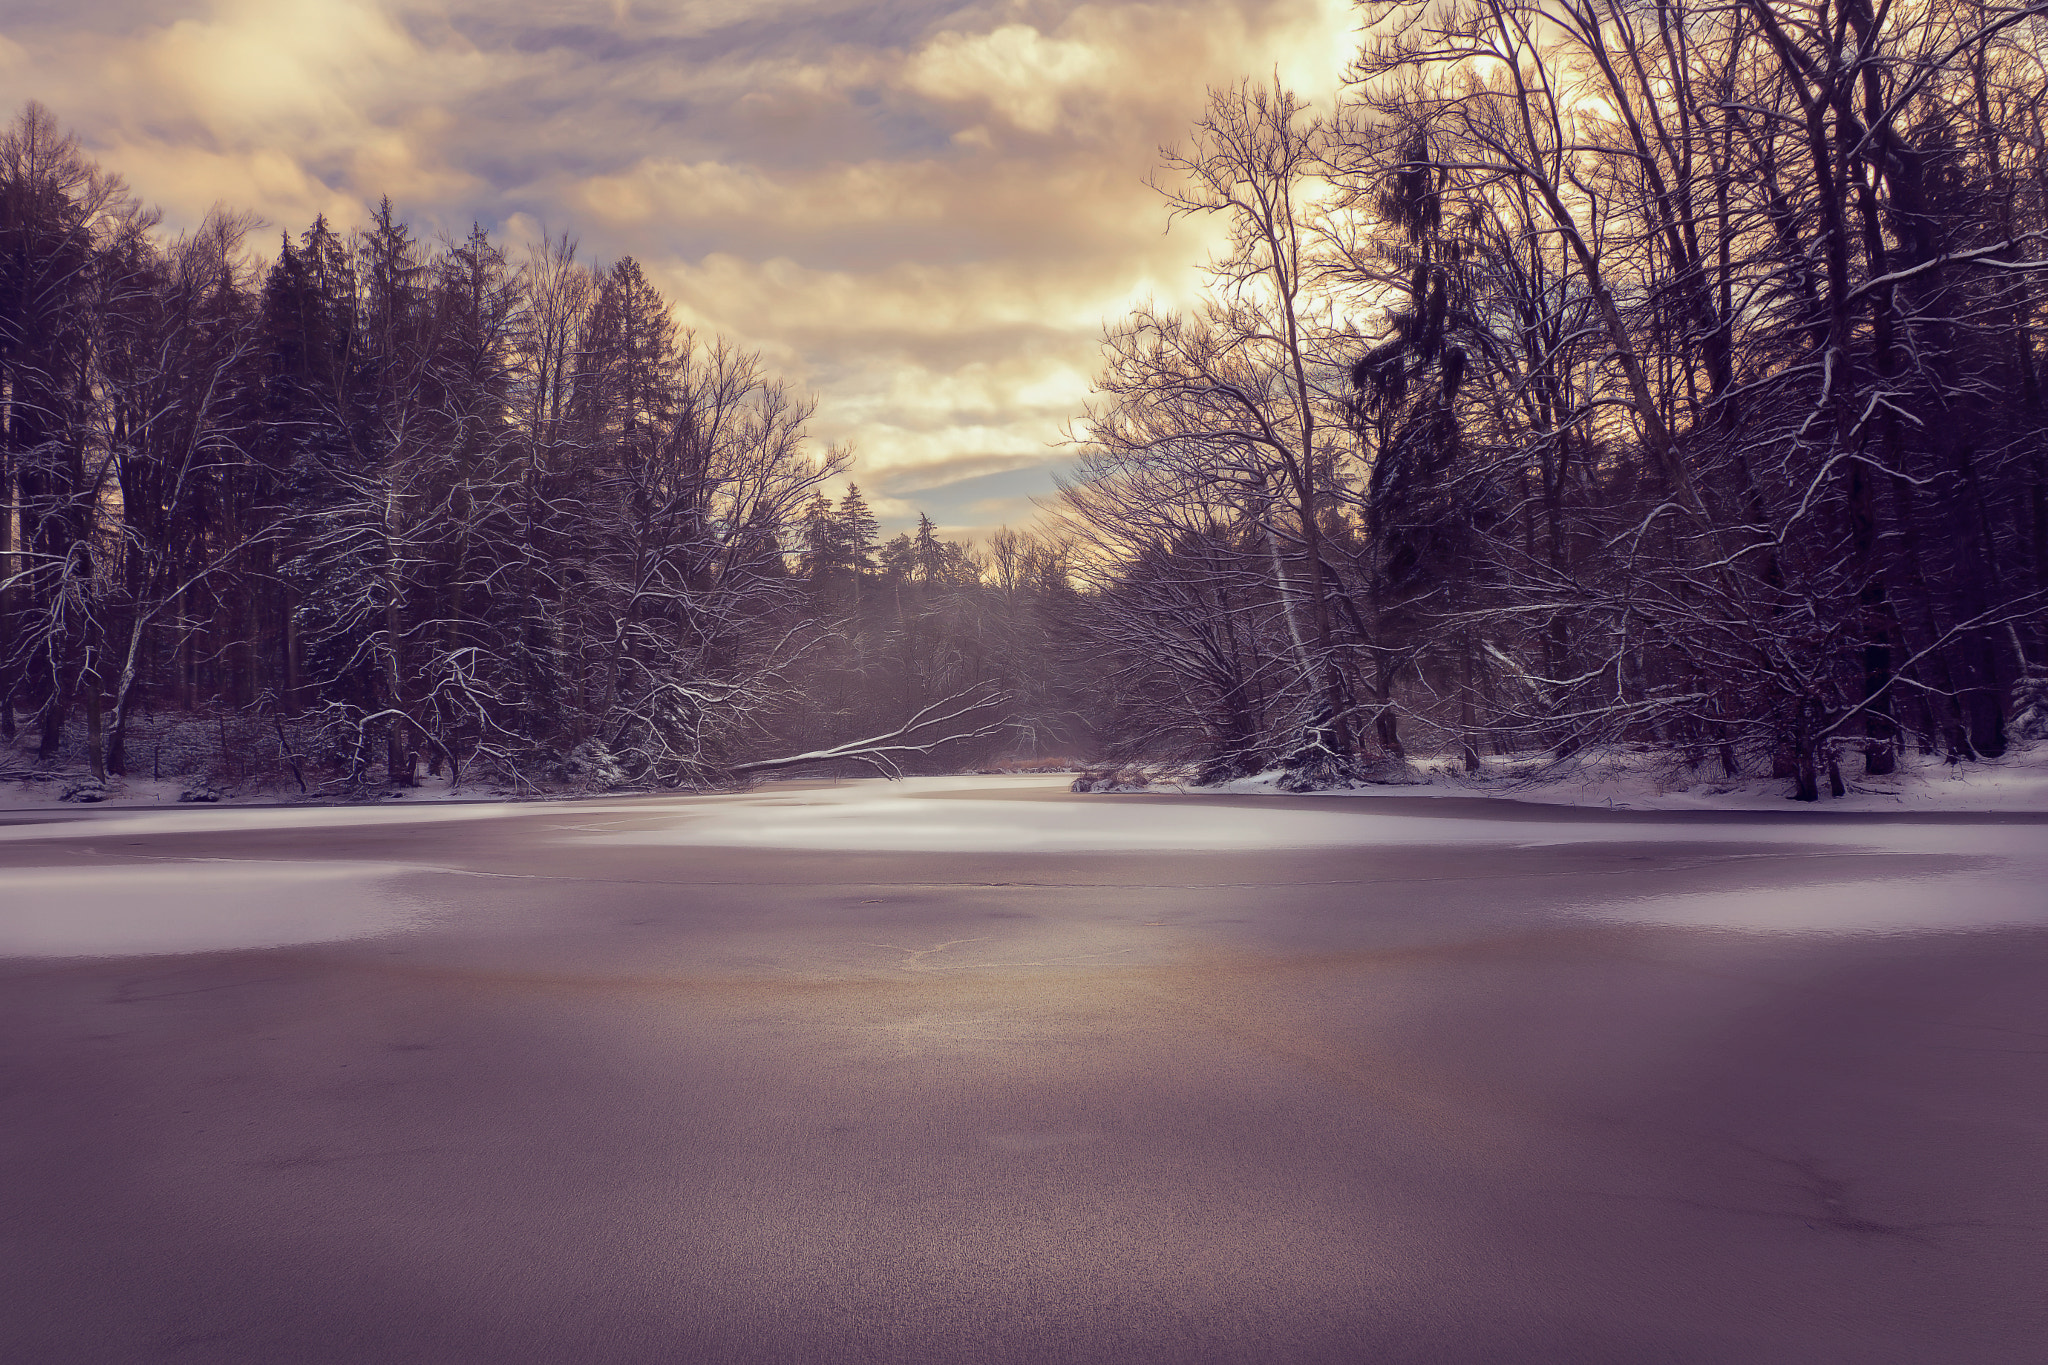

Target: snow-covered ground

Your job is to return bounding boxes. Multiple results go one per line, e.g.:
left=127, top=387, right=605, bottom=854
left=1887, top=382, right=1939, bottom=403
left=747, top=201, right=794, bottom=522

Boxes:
left=1213, top=741, right=2048, bottom=812
left=0, top=793, right=546, bottom=841
left=8, top=741, right=2048, bottom=813
left=0, top=767, right=486, bottom=810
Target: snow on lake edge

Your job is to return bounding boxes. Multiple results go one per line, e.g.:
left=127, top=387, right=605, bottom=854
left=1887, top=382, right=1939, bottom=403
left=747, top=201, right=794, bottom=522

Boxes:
left=3, top=774, right=2044, bottom=951
left=0, top=861, right=451, bottom=957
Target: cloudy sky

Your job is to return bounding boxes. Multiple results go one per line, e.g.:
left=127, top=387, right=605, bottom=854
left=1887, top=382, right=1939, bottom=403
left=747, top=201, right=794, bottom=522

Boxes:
left=2, top=0, right=1355, bottom=537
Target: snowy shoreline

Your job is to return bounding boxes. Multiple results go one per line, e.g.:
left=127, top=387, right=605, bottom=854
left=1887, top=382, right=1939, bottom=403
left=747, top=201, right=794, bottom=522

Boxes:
left=1088, top=743, right=2048, bottom=815
left=6, top=741, right=2048, bottom=816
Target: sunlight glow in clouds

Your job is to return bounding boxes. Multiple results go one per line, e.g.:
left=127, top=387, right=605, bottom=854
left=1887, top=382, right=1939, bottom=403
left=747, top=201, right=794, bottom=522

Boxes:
left=4, top=0, right=1356, bottom=537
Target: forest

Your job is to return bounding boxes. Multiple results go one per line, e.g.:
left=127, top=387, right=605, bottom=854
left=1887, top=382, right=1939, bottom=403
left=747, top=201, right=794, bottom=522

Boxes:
left=0, top=101, right=1082, bottom=794
left=5, top=0, right=2048, bottom=800
left=1063, top=0, right=2048, bottom=797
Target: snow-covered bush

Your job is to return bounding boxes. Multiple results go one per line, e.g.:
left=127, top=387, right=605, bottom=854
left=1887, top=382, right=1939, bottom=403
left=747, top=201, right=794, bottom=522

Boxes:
left=554, top=739, right=628, bottom=790
left=2012, top=669, right=2048, bottom=744
left=1070, top=765, right=1187, bottom=792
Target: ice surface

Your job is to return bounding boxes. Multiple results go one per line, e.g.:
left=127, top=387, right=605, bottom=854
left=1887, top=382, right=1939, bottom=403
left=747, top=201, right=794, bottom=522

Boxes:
left=573, top=774, right=2024, bottom=855
left=0, top=861, right=440, bottom=957
left=572, top=776, right=2048, bottom=935
left=3, top=775, right=2043, bottom=954
left=590, top=775, right=1519, bottom=852
left=1574, top=868, right=2048, bottom=934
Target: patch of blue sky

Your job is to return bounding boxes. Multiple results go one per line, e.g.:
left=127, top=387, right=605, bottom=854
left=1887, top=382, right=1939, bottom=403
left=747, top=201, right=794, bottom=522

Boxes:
left=876, top=461, right=1073, bottom=535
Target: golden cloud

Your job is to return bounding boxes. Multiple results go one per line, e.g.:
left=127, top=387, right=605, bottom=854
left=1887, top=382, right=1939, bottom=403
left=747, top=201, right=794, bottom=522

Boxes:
left=6, top=0, right=1356, bottom=537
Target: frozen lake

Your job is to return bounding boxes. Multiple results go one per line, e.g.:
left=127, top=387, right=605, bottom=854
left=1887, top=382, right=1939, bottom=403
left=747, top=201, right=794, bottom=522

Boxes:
left=4, top=776, right=2045, bottom=1361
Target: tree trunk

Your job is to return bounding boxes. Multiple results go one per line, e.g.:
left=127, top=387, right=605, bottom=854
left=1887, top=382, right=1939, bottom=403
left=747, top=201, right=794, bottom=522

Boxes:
left=1372, top=654, right=1404, bottom=761
left=1790, top=697, right=1821, bottom=802
left=1459, top=639, right=1481, bottom=773
left=85, top=652, right=104, bottom=781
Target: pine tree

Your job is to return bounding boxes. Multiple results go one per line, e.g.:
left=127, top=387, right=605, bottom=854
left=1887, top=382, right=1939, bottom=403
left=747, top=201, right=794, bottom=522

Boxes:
left=838, top=484, right=879, bottom=578
left=911, top=513, right=946, bottom=585
left=800, top=491, right=851, bottom=589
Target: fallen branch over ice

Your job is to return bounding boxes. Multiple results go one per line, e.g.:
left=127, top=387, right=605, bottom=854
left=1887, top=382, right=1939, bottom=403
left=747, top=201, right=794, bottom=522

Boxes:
left=731, top=686, right=1011, bottom=780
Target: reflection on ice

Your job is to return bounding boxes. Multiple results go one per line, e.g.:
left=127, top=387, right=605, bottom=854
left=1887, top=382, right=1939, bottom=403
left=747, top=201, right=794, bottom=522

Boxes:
left=0, top=862, right=436, bottom=957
